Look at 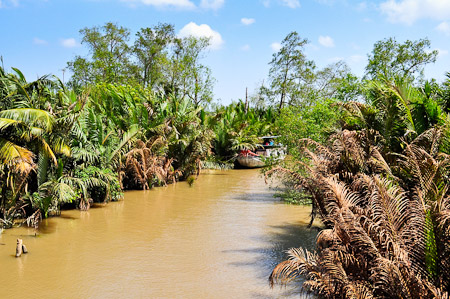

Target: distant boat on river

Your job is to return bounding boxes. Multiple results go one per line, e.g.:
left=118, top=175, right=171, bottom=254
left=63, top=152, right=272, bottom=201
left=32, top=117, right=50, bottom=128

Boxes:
left=236, top=136, right=286, bottom=168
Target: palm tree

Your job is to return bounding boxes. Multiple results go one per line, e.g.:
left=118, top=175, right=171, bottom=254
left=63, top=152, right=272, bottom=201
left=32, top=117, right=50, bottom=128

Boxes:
left=268, top=77, right=450, bottom=297
left=123, top=138, right=179, bottom=189
left=0, top=108, right=56, bottom=225
left=211, top=101, right=274, bottom=159
left=269, top=128, right=450, bottom=298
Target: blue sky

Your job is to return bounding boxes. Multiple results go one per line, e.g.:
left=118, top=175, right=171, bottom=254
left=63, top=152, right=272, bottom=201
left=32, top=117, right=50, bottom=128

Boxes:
left=1, top=0, right=450, bottom=104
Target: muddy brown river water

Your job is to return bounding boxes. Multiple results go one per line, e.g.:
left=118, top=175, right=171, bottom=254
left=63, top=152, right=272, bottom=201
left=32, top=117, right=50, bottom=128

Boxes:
left=0, top=169, right=318, bottom=298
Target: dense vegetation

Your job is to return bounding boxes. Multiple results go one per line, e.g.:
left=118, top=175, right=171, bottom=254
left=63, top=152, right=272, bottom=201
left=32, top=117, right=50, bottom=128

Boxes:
left=0, top=68, right=278, bottom=228
left=0, top=22, right=283, bottom=228
left=2, top=21, right=450, bottom=297
left=268, top=37, right=450, bottom=298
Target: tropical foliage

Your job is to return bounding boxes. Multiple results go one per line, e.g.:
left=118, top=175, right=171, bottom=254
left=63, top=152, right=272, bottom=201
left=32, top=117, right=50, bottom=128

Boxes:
left=0, top=65, right=273, bottom=228
left=3, top=22, right=450, bottom=298
left=268, top=77, right=450, bottom=297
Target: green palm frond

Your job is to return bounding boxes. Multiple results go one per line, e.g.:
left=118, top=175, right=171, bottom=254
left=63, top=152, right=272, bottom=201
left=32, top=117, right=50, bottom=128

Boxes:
left=107, top=124, right=140, bottom=165
left=52, top=137, right=72, bottom=157
left=0, top=108, right=54, bottom=131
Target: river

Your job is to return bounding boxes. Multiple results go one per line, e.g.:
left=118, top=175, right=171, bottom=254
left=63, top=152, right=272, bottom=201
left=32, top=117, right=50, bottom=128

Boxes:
left=0, top=169, right=318, bottom=298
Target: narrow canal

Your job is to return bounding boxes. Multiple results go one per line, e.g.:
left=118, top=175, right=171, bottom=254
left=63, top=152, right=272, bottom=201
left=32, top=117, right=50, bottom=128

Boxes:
left=0, top=169, right=318, bottom=298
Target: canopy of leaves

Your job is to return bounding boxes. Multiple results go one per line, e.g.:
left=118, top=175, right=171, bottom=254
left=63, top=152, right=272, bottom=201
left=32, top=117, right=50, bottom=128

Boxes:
left=365, top=37, right=438, bottom=82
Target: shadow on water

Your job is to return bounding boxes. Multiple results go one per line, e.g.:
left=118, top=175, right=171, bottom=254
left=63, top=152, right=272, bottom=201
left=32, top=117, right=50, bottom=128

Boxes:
left=35, top=212, right=80, bottom=234
left=225, top=223, right=317, bottom=273
left=59, top=214, right=78, bottom=220
left=89, top=203, right=108, bottom=209
left=200, top=173, right=229, bottom=176
left=224, top=222, right=319, bottom=297
left=37, top=220, right=58, bottom=234
left=231, top=192, right=286, bottom=203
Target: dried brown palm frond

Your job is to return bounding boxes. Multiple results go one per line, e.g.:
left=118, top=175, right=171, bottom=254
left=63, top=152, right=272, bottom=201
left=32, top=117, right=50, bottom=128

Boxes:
left=269, top=247, right=319, bottom=288
left=431, top=195, right=450, bottom=290
left=26, top=209, right=41, bottom=229
left=79, top=196, right=92, bottom=211
left=271, top=173, right=445, bottom=297
left=122, top=138, right=179, bottom=190
left=367, top=146, right=396, bottom=179
left=265, top=166, right=331, bottom=227
left=269, top=109, right=450, bottom=296
left=411, top=127, right=442, bottom=157
left=323, top=176, right=363, bottom=215
left=298, top=138, right=337, bottom=162
left=270, top=129, right=450, bottom=297
left=332, top=130, right=368, bottom=173
left=299, top=129, right=388, bottom=180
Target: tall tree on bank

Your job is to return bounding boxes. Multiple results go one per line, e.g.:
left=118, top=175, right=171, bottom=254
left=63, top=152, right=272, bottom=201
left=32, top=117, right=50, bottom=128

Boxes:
left=134, top=23, right=175, bottom=89
left=268, top=32, right=315, bottom=110
left=365, top=37, right=438, bottom=82
left=314, top=60, right=355, bottom=100
left=167, top=36, right=214, bottom=107
left=67, top=23, right=132, bottom=87
left=66, top=22, right=215, bottom=106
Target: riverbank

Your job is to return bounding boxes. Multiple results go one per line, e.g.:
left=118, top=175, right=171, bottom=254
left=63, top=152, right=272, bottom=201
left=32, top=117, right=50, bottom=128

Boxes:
left=0, top=169, right=318, bottom=298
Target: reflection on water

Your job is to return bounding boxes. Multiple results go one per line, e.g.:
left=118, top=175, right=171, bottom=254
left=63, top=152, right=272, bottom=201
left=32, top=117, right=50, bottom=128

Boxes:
left=0, top=169, right=318, bottom=298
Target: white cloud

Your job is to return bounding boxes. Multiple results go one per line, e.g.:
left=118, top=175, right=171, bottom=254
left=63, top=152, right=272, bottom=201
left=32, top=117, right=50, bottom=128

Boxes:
left=262, top=0, right=301, bottom=8
left=436, top=21, right=450, bottom=36
left=280, top=0, right=300, bottom=8
left=61, top=38, right=78, bottom=48
left=349, top=55, right=365, bottom=63
left=241, top=18, right=255, bottom=25
left=271, top=42, right=282, bottom=52
left=179, top=22, right=224, bottom=50
left=200, top=0, right=224, bottom=10
left=318, top=35, right=335, bottom=48
left=427, top=48, right=449, bottom=57
left=122, top=0, right=195, bottom=9
left=380, top=0, right=450, bottom=25
left=306, top=43, right=320, bottom=51
left=241, top=44, right=251, bottom=51
left=356, top=1, right=367, bottom=11
left=33, top=37, right=48, bottom=45
left=316, top=0, right=335, bottom=5
left=437, top=48, right=449, bottom=57
left=0, top=0, right=19, bottom=8
left=328, top=57, right=344, bottom=63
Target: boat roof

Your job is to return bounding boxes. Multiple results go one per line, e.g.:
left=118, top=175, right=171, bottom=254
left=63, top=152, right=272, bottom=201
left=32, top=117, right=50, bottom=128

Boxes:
left=260, top=136, right=280, bottom=139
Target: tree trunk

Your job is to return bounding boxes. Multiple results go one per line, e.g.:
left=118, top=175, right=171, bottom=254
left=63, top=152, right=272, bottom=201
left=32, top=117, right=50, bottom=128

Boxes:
left=245, top=87, right=248, bottom=113
left=279, top=64, right=289, bottom=110
left=15, top=239, right=23, bottom=257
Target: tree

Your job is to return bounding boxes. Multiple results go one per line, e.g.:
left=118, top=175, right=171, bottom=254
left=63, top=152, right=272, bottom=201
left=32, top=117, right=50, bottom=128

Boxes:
left=275, top=99, right=341, bottom=159
left=365, top=37, right=438, bottom=81
left=333, top=72, right=364, bottom=102
left=66, top=22, right=216, bottom=105
left=166, top=36, right=215, bottom=107
left=268, top=32, right=315, bottom=110
left=133, top=23, right=175, bottom=89
left=313, top=60, right=356, bottom=100
left=269, top=127, right=450, bottom=298
left=67, top=22, right=132, bottom=87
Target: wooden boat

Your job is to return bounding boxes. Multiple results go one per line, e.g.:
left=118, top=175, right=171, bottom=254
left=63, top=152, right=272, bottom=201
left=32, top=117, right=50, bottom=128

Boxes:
left=236, top=152, right=266, bottom=168
left=236, top=136, right=286, bottom=168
